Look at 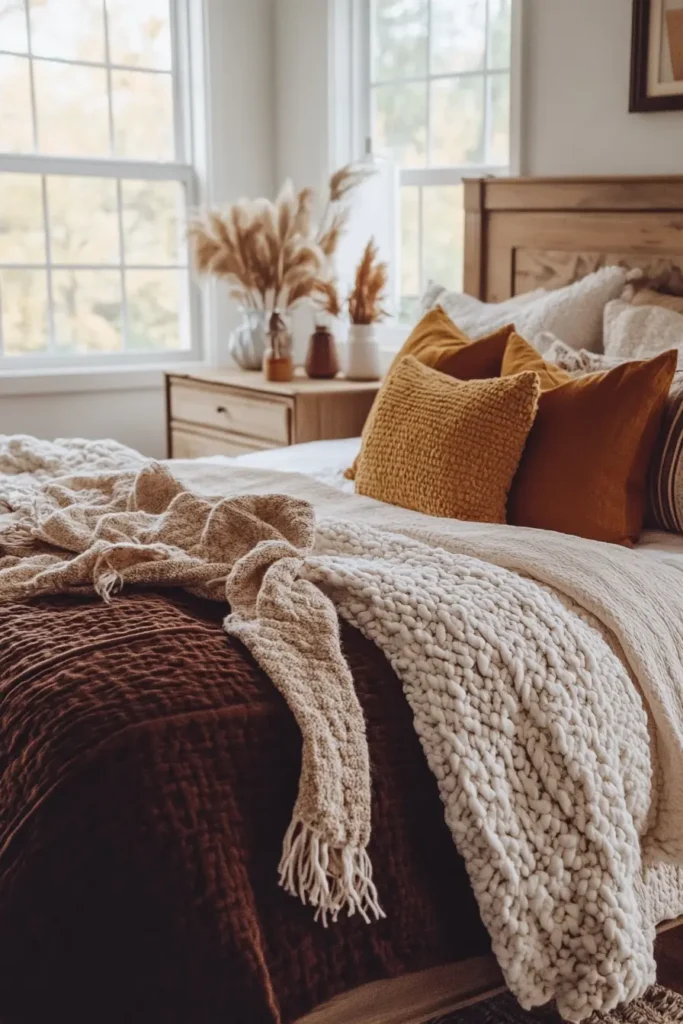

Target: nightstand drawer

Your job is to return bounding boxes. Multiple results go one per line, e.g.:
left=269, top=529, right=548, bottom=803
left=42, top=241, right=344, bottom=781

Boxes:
left=170, top=380, right=290, bottom=445
left=171, top=425, right=272, bottom=459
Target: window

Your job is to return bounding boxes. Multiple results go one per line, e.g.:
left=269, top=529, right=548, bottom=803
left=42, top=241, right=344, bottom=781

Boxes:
left=369, top=0, right=513, bottom=318
left=0, top=0, right=197, bottom=367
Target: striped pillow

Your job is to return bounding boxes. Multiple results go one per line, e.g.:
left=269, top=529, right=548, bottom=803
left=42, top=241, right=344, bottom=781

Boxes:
left=544, top=339, right=683, bottom=534
left=648, top=371, right=683, bottom=533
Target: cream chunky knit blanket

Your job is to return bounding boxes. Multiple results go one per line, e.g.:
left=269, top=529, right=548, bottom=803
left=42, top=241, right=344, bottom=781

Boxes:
left=3, top=436, right=683, bottom=1022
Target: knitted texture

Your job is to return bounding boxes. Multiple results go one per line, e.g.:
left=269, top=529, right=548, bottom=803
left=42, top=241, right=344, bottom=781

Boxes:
left=309, top=521, right=654, bottom=1022
left=343, top=309, right=515, bottom=482
left=0, top=451, right=380, bottom=926
left=604, top=298, right=683, bottom=361
left=4, top=440, right=683, bottom=1021
left=435, top=985, right=683, bottom=1023
left=355, top=356, right=540, bottom=523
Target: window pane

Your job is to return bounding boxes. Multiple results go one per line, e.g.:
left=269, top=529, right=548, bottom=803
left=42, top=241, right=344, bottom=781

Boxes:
left=111, top=69, right=173, bottom=160
left=399, top=295, right=420, bottom=323
left=106, top=0, right=172, bottom=71
left=430, top=76, right=485, bottom=166
left=488, top=73, right=510, bottom=165
left=29, top=0, right=105, bottom=62
left=0, top=0, right=28, bottom=54
left=422, top=185, right=464, bottom=293
left=52, top=269, right=123, bottom=352
left=0, top=174, right=45, bottom=263
left=0, top=54, right=33, bottom=152
left=431, top=0, right=486, bottom=75
left=373, top=81, right=426, bottom=168
left=488, top=0, right=512, bottom=69
left=371, top=0, right=428, bottom=82
left=0, top=268, right=49, bottom=354
left=34, top=61, right=109, bottom=157
left=400, top=185, right=419, bottom=298
left=121, top=180, right=185, bottom=265
left=48, top=177, right=119, bottom=266
left=125, top=269, right=182, bottom=351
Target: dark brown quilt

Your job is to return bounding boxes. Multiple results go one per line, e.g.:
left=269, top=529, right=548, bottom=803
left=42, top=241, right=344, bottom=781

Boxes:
left=0, top=590, right=489, bottom=1024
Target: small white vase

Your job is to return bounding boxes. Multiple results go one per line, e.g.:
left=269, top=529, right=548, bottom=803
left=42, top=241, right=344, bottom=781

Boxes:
left=345, top=323, right=382, bottom=381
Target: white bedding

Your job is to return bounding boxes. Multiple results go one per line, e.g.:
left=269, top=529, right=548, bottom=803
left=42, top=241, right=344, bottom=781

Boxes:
left=230, top=439, right=683, bottom=564
left=234, top=437, right=358, bottom=494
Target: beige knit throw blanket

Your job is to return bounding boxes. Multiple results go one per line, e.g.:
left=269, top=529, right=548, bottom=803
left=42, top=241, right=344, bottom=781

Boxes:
left=0, top=442, right=381, bottom=927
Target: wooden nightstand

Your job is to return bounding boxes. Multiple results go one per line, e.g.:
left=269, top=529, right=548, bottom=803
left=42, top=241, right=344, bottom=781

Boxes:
left=165, top=368, right=380, bottom=459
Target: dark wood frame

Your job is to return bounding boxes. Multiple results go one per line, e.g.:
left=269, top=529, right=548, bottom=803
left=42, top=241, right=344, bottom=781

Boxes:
left=630, top=0, right=683, bottom=112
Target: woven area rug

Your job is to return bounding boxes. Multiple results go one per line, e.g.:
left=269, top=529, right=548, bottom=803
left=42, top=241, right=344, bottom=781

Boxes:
left=433, top=986, right=683, bottom=1023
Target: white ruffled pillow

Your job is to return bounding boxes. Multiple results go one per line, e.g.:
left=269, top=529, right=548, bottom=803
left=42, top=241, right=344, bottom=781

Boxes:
left=421, top=266, right=628, bottom=352
left=604, top=298, right=683, bottom=361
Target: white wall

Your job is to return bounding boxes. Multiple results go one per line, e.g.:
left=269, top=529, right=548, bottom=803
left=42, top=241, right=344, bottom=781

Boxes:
left=275, top=0, right=331, bottom=189
left=523, top=0, right=683, bottom=176
left=0, top=0, right=276, bottom=458
left=0, top=384, right=167, bottom=457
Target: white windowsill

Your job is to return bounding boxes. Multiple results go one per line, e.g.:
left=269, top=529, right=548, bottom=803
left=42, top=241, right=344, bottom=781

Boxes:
left=0, top=360, right=216, bottom=398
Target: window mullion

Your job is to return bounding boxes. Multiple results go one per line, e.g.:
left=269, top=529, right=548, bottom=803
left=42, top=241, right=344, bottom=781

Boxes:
left=23, top=1, right=38, bottom=151
left=425, top=0, right=432, bottom=169
left=40, top=175, right=56, bottom=352
left=102, top=0, right=116, bottom=158
left=0, top=152, right=194, bottom=182
left=483, top=0, right=491, bottom=163
left=170, top=0, right=189, bottom=164
left=115, top=178, right=129, bottom=352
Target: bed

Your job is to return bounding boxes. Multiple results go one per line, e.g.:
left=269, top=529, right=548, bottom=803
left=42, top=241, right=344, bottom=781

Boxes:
left=2, top=174, right=683, bottom=1024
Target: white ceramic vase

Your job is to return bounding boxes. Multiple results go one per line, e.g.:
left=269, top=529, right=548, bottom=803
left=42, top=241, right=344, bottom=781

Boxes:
left=345, top=323, right=382, bottom=381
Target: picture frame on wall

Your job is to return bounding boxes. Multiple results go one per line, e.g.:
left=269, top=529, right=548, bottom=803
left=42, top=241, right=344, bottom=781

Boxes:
left=631, top=0, right=683, bottom=111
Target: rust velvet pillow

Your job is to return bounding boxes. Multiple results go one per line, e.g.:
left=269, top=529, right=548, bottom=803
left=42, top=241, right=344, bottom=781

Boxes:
left=345, top=307, right=514, bottom=481
left=355, top=356, right=540, bottom=523
left=502, top=336, right=677, bottom=545
left=502, top=332, right=573, bottom=390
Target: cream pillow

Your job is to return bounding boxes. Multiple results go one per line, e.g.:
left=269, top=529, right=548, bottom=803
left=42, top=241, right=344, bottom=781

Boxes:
left=604, top=298, right=683, bottom=361
left=420, top=266, right=627, bottom=352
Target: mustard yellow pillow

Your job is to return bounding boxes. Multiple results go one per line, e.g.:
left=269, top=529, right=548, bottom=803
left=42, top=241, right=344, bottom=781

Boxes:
left=501, top=340, right=677, bottom=545
left=356, top=356, right=541, bottom=523
left=398, top=306, right=514, bottom=377
left=345, top=308, right=514, bottom=481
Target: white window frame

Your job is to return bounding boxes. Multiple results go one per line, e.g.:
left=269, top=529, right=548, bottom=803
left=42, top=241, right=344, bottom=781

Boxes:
left=328, top=0, right=522, bottom=329
left=0, top=0, right=203, bottom=373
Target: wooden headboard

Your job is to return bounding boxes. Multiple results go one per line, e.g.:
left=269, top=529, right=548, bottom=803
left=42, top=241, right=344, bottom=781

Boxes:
left=463, top=175, right=683, bottom=301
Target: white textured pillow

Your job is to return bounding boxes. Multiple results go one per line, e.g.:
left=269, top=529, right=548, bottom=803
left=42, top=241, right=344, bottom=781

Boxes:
left=604, top=298, right=683, bottom=360
left=420, top=282, right=546, bottom=318
left=421, top=267, right=627, bottom=352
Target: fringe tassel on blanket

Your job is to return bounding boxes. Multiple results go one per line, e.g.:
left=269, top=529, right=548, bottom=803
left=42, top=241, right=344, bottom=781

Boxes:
left=278, top=818, right=385, bottom=926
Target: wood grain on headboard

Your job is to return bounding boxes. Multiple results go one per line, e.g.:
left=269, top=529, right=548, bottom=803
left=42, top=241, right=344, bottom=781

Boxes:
left=463, top=176, right=683, bottom=302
